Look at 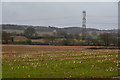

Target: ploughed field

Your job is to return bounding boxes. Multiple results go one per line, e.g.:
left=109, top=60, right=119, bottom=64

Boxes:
left=2, top=45, right=119, bottom=78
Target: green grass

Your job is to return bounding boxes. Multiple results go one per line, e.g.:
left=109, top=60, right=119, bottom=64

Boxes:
left=2, top=45, right=118, bottom=78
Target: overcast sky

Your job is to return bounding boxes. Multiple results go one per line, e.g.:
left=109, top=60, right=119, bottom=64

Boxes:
left=2, top=2, right=118, bottom=30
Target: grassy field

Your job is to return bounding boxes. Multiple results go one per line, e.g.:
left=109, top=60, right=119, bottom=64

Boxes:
left=2, top=45, right=119, bottom=78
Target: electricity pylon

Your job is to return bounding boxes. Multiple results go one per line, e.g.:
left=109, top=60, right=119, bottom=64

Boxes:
left=82, top=10, right=86, bottom=40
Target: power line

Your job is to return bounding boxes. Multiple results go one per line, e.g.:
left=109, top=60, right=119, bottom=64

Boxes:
left=3, top=15, right=117, bottom=22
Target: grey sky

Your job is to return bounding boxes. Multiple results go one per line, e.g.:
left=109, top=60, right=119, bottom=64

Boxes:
left=2, top=2, right=118, bottom=30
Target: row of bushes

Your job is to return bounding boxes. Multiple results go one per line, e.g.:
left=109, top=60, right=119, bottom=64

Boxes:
left=2, top=29, right=119, bottom=46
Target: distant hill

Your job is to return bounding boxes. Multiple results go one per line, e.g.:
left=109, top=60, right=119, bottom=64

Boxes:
left=2, top=24, right=118, bottom=36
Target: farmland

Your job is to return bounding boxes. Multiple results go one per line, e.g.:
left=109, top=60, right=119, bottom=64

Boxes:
left=2, top=45, right=119, bottom=78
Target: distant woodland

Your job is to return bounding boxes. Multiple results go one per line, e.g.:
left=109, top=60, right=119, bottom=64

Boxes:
left=1, top=24, right=119, bottom=46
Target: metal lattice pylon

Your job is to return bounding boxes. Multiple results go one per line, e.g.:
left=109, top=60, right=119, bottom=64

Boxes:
left=82, top=10, right=86, bottom=40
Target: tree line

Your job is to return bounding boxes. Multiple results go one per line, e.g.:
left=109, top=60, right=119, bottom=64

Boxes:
left=2, top=27, right=118, bottom=46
